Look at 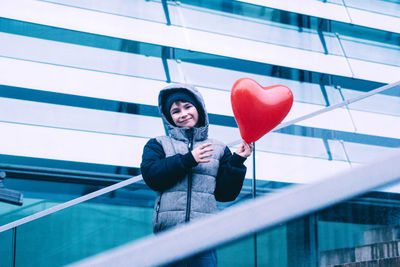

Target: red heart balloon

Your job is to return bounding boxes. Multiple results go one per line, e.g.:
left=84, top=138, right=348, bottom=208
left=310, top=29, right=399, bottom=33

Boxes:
left=231, top=78, right=293, bottom=143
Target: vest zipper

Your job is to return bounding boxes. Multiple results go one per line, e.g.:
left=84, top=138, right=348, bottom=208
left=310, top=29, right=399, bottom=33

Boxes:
left=155, top=193, right=162, bottom=224
left=185, top=133, right=194, bottom=222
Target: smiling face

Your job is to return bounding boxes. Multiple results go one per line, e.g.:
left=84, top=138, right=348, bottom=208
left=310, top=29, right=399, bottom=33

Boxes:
left=170, top=101, right=199, bottom=128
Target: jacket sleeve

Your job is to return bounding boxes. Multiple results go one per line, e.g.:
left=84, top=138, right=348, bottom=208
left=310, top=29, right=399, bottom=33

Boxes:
left=214, top=146, right=247, bottom=202
left=140, top=138, right=198, bottom=192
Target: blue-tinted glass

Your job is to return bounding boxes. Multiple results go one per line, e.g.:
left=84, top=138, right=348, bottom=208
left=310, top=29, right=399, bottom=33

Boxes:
left=0, top=18, right=162, bottom=57
left=0, top=229, right=14, bottom=267
left=217, top=235, right=255, bottom=266
left=338, top=34, right=400, bottom=67
left=170, top=2, right=327, bottom=54
left=0, top=32, right=166, bottom=80
left=344, top=0, right=400, bottom=17
left=0, top=179, right=101, bottom=226
left=14, top=185, right=154, bottom=266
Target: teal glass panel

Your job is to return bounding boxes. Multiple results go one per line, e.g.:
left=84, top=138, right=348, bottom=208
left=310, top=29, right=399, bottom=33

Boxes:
left=0, top=198, right=60, bottom=226
left=0, top=228, right=14, bottom=267
left=257, top=225, right=287, bottom=267
left=14, top=185, right=153, bottom=267
left=0, top=178, right=89, bottom=226
left=318, top=221, right=380, bottom=252
left=217, top=235, right=255, bottom=266
left=331, top=20, right=400, bottom=47
left=179, top=0, right=302, bottom=27
left=208, top=183, right=400, bottom=267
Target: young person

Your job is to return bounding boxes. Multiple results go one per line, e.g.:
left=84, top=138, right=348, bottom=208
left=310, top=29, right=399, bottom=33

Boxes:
left=141, top=84, right=253, bottom=266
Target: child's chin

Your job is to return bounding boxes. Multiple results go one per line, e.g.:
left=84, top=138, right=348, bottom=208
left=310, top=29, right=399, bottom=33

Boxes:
left=179, top=123, right=195, bottom=128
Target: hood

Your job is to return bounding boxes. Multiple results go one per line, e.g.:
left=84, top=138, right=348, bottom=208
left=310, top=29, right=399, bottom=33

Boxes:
left=158, top=83, right=209, bottom=142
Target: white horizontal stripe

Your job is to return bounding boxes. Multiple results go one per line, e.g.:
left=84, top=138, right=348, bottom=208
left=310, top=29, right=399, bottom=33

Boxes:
left=0, top=57, right=166, bottom=106
left=0, top=121, right=147, bottom=167
left=351, top=109, right=400, bottom=139
left=348, top=7, right=400, bottom=34
left=244, top=150, right=355, bottom=184
left=0, top=32, right=167, bottom=81
left=348, top=58, right=400, bottom=84
left=0, top=0, right=188, bottom=49
left=0, top=97, right=166, bottom=138
left=1, top=0, right=398, bottom=83
left=284, top=103, right=357, bottom=133
left=237, top=0, right=400, bottom=34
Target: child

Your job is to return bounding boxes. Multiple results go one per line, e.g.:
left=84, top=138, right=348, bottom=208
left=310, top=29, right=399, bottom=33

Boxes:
left=141, top=84, right=253, bottom=266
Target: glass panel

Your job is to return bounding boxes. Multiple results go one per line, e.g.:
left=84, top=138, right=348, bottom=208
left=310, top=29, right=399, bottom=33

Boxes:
left=0, top=180, right=100, bottom=226
left=0, top=32, right=166, bottom=80
left=337, top=33, right=400, bottom=67
left=168, top=180, right=400, bottom=266
left=14, top=182, right=154, bottom=266
left=0, top=228, right=14, bottom=267
left=344, top=0, right=400, bottom=18
left=342, top=84, right=400, bottom=165
left=256, top=224, right=287, bottom=267
left=168, top=59, right=331, bottom=106
left=0, top=97, right=165, bottom=138
left=0, top=17, right=162, bottom=57
left=339, top=85, right=400, bottom=116
left=218, top=235, right=255, bottom=266
left=170, top=2, right=330, bottom=54
left=0, top=198, right=57, bottom=226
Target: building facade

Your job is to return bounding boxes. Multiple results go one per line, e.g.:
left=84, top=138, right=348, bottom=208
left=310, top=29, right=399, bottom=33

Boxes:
left=0, top=0, right=399, bottom=266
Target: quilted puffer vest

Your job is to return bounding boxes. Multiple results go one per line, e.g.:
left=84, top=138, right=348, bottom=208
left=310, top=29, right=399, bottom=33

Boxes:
left=152, top=136, right=226, bottom=232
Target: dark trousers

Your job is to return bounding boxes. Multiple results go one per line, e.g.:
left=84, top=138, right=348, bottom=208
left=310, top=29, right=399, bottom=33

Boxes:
left=166, top=249, right=217, bottom=267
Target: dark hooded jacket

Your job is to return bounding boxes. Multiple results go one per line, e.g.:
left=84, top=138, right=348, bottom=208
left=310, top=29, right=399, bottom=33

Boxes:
left=141, top=84, right=247, bottom=232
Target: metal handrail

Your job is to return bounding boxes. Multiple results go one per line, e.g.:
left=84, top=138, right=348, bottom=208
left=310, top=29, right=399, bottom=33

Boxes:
left=0, top=175, right=142, bottom=233
left=70, top=150, right=400, bottom=267
left=1, top=80, right=398, bottom=233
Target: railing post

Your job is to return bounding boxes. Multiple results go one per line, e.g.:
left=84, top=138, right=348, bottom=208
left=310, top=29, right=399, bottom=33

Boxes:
left=12, top=227, right=17, bottom=267
left=252, top=142, right=257, bottom=267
